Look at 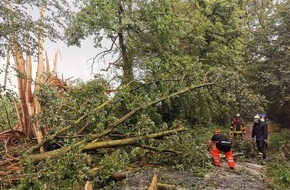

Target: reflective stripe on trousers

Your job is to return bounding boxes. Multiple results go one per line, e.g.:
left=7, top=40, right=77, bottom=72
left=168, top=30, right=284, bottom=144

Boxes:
left=211, top=146, right=221, bottom=166
left=225, top=150, right=235, bottom=168
left=211, top=146, right=235, bottom=168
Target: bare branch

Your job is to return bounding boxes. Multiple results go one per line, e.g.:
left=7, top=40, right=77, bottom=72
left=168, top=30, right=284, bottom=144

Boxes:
left=100, top=56, right=122, bottom=72
left=87, top=36, right=119, bottom=74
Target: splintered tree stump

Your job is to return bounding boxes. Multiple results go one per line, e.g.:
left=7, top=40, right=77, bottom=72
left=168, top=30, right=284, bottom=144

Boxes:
left=84, top=181, right=93, bottom=190
left=148, top=174, right=157, bottom=190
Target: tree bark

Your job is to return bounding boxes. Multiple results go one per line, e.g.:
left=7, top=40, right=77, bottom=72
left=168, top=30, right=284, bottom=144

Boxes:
left=110, top=172, right=127, bottom=181
left=118, top=2, right=134, bottom=85
left=157, top=182, right=176, bottom=190
left=82, top=127, right=186, bottom=151
left=30, top=127, right=186, bottom=163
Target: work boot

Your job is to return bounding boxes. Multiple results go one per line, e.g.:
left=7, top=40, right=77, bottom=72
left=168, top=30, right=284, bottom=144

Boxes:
left=262, top=153, right=267, bottom=159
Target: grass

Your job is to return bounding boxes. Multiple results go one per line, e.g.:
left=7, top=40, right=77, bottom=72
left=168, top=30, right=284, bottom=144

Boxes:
left=265, top=123, right=290, bottom=190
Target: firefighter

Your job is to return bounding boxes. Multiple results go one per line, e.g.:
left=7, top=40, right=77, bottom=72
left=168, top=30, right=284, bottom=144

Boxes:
left=252, top=115, right=268, bottom=159
left=208, top=130, right=235, bottom=169
left=230, top=113, right=246, bottom=138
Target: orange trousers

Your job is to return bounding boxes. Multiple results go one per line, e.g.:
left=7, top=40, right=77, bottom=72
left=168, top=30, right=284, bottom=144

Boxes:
left=211, top=146, right=235, bottom=169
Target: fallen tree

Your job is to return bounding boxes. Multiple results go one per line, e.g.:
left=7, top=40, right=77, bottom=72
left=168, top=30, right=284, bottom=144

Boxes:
left=28, top=82, right=215, bottom=156
left=82, top=127, right=186, bottom=151
left=30, top=127, right=186, bottom=163
left=28, top=98, right=113, bottom=153
left=0, top=79, right=217, bottom=188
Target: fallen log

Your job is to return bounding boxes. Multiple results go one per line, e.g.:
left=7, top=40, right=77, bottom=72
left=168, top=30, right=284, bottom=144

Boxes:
left=27, top=82, right=215, bottom=153
left=30, top=127, right=186, bottom=163
left=233, top=152, right=244, bottom=157
left=110, top=172, right=127, bottom=181
left=29, top=82, right=214, bottom=160
left=157, top=182, right=176, bottom=190
left=82, top=127, right=186, bottom=151
left=29, top=146, right=72, bottom=163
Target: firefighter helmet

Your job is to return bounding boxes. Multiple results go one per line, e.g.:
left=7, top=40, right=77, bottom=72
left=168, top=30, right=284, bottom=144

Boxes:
left=254, top=115, right=260, bottom=123
left=215, top=130, right=222, bottom=134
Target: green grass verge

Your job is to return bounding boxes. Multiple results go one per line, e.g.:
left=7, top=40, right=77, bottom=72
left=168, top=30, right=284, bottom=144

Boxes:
left=266, top=126, right=290, bottom=190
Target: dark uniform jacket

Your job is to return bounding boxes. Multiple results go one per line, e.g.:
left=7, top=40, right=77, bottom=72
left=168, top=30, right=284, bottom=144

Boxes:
left=211, top=134, right=232, bottom=152
left=251, top=122, right=268, bottom=140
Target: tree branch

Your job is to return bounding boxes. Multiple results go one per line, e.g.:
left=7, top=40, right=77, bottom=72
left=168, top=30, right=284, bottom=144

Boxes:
left=28, top=82, right=216, bottom=161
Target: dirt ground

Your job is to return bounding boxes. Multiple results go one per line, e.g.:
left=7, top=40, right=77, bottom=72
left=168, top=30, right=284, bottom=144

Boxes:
left=99, top=160, right=267, bottom=190
left=97, top=124, right=269, bottom=190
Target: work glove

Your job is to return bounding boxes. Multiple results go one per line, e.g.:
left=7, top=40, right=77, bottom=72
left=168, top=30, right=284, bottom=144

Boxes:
left=264, top=139, right=268, bottom=143
left=252, top=138, right=255, bottom=143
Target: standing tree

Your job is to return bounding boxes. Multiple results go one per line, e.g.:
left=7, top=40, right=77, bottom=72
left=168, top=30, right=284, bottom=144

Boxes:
left=244, top=0, right=290, bottom=122
left=65, top=0, right=266, bottom=124
left=65, top=0, right=200, bottom=85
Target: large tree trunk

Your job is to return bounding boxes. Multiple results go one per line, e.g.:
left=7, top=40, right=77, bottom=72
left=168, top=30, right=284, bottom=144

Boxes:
left=5, top=0, right=62, bottom=152
left=30, top=127, right=186, bottom=163
left=82, top=127, right=186, bottom=151
left=118, top=2, right=134, bottom=85
left=6, top=1, right=30, bottom=135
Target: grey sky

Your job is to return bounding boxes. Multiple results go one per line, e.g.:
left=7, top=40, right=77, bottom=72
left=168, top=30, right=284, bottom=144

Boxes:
left=46, top=39, right=101, bottom=82
left=1, top=2, right=113, bottom=89
left=0, top=40, right=109, bottom=94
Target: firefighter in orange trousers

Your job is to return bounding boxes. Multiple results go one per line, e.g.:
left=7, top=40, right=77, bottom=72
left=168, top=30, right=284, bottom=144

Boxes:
left=208, top=130, right=235, bottom=169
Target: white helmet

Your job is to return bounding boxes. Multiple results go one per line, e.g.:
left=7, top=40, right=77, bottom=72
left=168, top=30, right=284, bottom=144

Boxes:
left=254, top=115, right=260, bottom=123
left=236, top=113, right=240, bottom=117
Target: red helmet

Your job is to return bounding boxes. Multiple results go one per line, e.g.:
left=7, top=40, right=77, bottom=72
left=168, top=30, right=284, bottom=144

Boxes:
left=215, top=130, right=221, bottom=134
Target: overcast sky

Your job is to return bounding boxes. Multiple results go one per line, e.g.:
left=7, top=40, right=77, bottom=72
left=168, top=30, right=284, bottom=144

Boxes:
left=43, top=3, right=112, bottom=83
left=46, top=38, right=102, bottom=82
left=0, top=3, right=113, bottom=90
left=0, top=37, right=110, bottom=90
